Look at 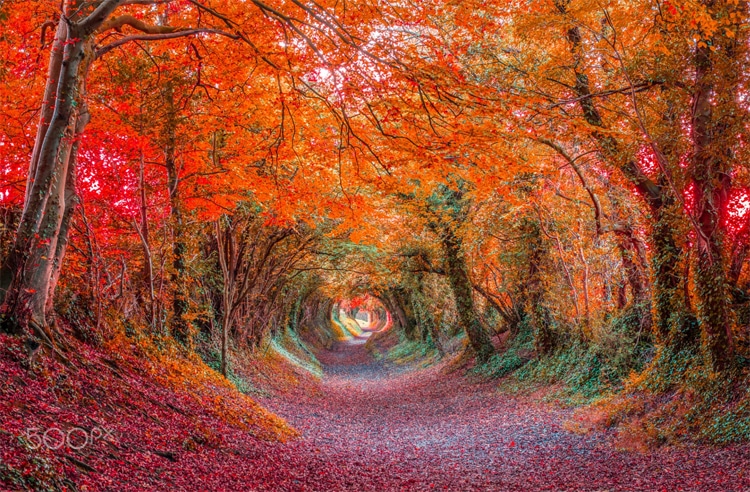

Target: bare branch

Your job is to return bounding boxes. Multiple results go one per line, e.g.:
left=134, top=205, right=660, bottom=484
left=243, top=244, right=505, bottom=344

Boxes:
left=78, top=0, right=123, bottom=36
left=96, top=28, right=238, bottom=58
left=99, top=15, right=183, bottom=34
left=538, top=138, right=604, bottom=235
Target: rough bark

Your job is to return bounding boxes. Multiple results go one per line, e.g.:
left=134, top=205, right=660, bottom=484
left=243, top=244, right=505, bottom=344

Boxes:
left=689, top=12, right=742, bottom=370
left=1, top=29, right=83, bottom=335
left=442, top=227, right=494, bottom=361
left=164, top=86, right=190, bottom=346
left=522, top=219, right=554, bottom=355
left=387, top=288, right=418, bottom=340
left=411, top=273, right=444, bottom=355
left=0, top=2, right=120, bottom=340
left=617, top=232, right=648, bottom=307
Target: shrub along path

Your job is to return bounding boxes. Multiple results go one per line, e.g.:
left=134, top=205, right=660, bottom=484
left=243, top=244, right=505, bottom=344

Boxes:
left=248, top=338, right=750, bottom=491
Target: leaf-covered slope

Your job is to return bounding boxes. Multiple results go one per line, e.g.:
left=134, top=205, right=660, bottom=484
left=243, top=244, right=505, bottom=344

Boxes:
left=0, top=331, right=294, bottom=491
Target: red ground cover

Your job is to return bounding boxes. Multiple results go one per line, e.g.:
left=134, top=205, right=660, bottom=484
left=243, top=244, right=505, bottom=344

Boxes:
left=2, top=333, right=750, bottom=491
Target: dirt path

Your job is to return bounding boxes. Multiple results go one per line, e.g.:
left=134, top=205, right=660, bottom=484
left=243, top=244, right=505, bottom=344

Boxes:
left=235, top=338, right=750, bottom=491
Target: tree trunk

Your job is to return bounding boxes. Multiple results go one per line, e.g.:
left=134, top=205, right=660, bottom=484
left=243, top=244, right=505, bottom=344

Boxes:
left=0, top=2, right=120, bottom=340
left=0, top=21, right=87, bottom=337
left=690, top=23, right=739, bottom=371
left=45, top=134, right=83, bottom=316
left=612, top=219, right=649, bottom=310
left=522, top=219, right=554, bottom=355
left=215, top=219, right=237, bottom=377
left=164, top=85, right=190, bottom=347
left=728, top=239, right=748, bottom=289
left=383, top=289, right=416, bottom=338
left=412, top=273, right=444, bottom=354
left=394, top=288, right=419, bottom=340
left=442, top=226, right=494, bottom=361
left=649, top=206, right=691, bottom=345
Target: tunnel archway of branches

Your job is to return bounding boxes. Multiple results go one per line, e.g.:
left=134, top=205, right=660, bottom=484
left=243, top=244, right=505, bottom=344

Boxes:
left=295, top=278, right=429, bottom=348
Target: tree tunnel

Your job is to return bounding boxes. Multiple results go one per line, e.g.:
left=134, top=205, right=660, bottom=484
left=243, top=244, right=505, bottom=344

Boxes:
left=330, top=295, right=391, bottom=342
left=289, top=290, right=393, bottom=350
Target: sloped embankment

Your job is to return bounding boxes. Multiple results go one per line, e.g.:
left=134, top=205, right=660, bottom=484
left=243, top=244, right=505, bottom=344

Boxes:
left=0, top=328, right=295, bottom=491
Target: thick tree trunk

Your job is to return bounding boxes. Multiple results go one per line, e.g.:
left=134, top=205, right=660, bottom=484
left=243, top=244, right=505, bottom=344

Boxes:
left=0, top=2, right=120, bottom=340
left=442, top=227, right=494, bottom=361
left=24, top=19, right=67, bottom=214
left=383, top=289, right=416, bottom=338
left=613, top=222, right=649, bottom=309
left=649, top=206, right=691, bottom=345
left=0, top=23, right=86, bottom=337
left=690, top=30, right=737, bottom=371
left=45, top=132, right=84, bottom=315
left=395, top=288, right=419, bottom=340
left=522, top=219, right=554, bottom=355
left=412, top=273, right=444, bottom=354
left=164, top=85, right=190, bottom=346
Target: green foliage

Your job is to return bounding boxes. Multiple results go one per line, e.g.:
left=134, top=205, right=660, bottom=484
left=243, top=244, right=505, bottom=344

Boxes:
left=272, top=328, right=324, bottom=378
left=634, top=346, right=701, bottom=393
left=481, top=309, right=653, bottom=405
left=699, top=393, right=750, bottom=444
left=387, top=337, right=438, bottom=365
left=620, top=346, right=750, bottom=444
left=367, top=328, right=439, bottom=366
left=227, top=368, right=264, bottom=396
left=472, top=322, right=534, bottom=379
left=514, top=345, right=607, bottom=404
left=199, top=341, right=266, bottom=396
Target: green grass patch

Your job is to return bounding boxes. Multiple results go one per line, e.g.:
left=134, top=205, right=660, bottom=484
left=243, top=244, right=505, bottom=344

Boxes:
left=367, top=329, right=439, bottom=367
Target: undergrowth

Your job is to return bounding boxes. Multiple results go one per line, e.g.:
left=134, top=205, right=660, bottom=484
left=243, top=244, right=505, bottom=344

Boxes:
left=367, top=328, right=440, bottom=367
left=472, top=328, right=534, bottom=380
left=478, top=308, right=652, bottom=405
left=601, top=347, right=750, bottom=445
left=0, top=311, right=298, bottom=491
left=471, top=308, right=750, bottom=445
left=387, top=337, right=440, bottom=366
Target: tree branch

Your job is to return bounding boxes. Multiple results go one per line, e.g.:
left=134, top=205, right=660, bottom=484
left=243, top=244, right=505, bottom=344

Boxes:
left=78, top=0, right=123, bottom=36
left=99, top=15, right=183, bottom=34
left=538, top=138, right=604, bottom=235
left=96, top=29, right=238, bottom=58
